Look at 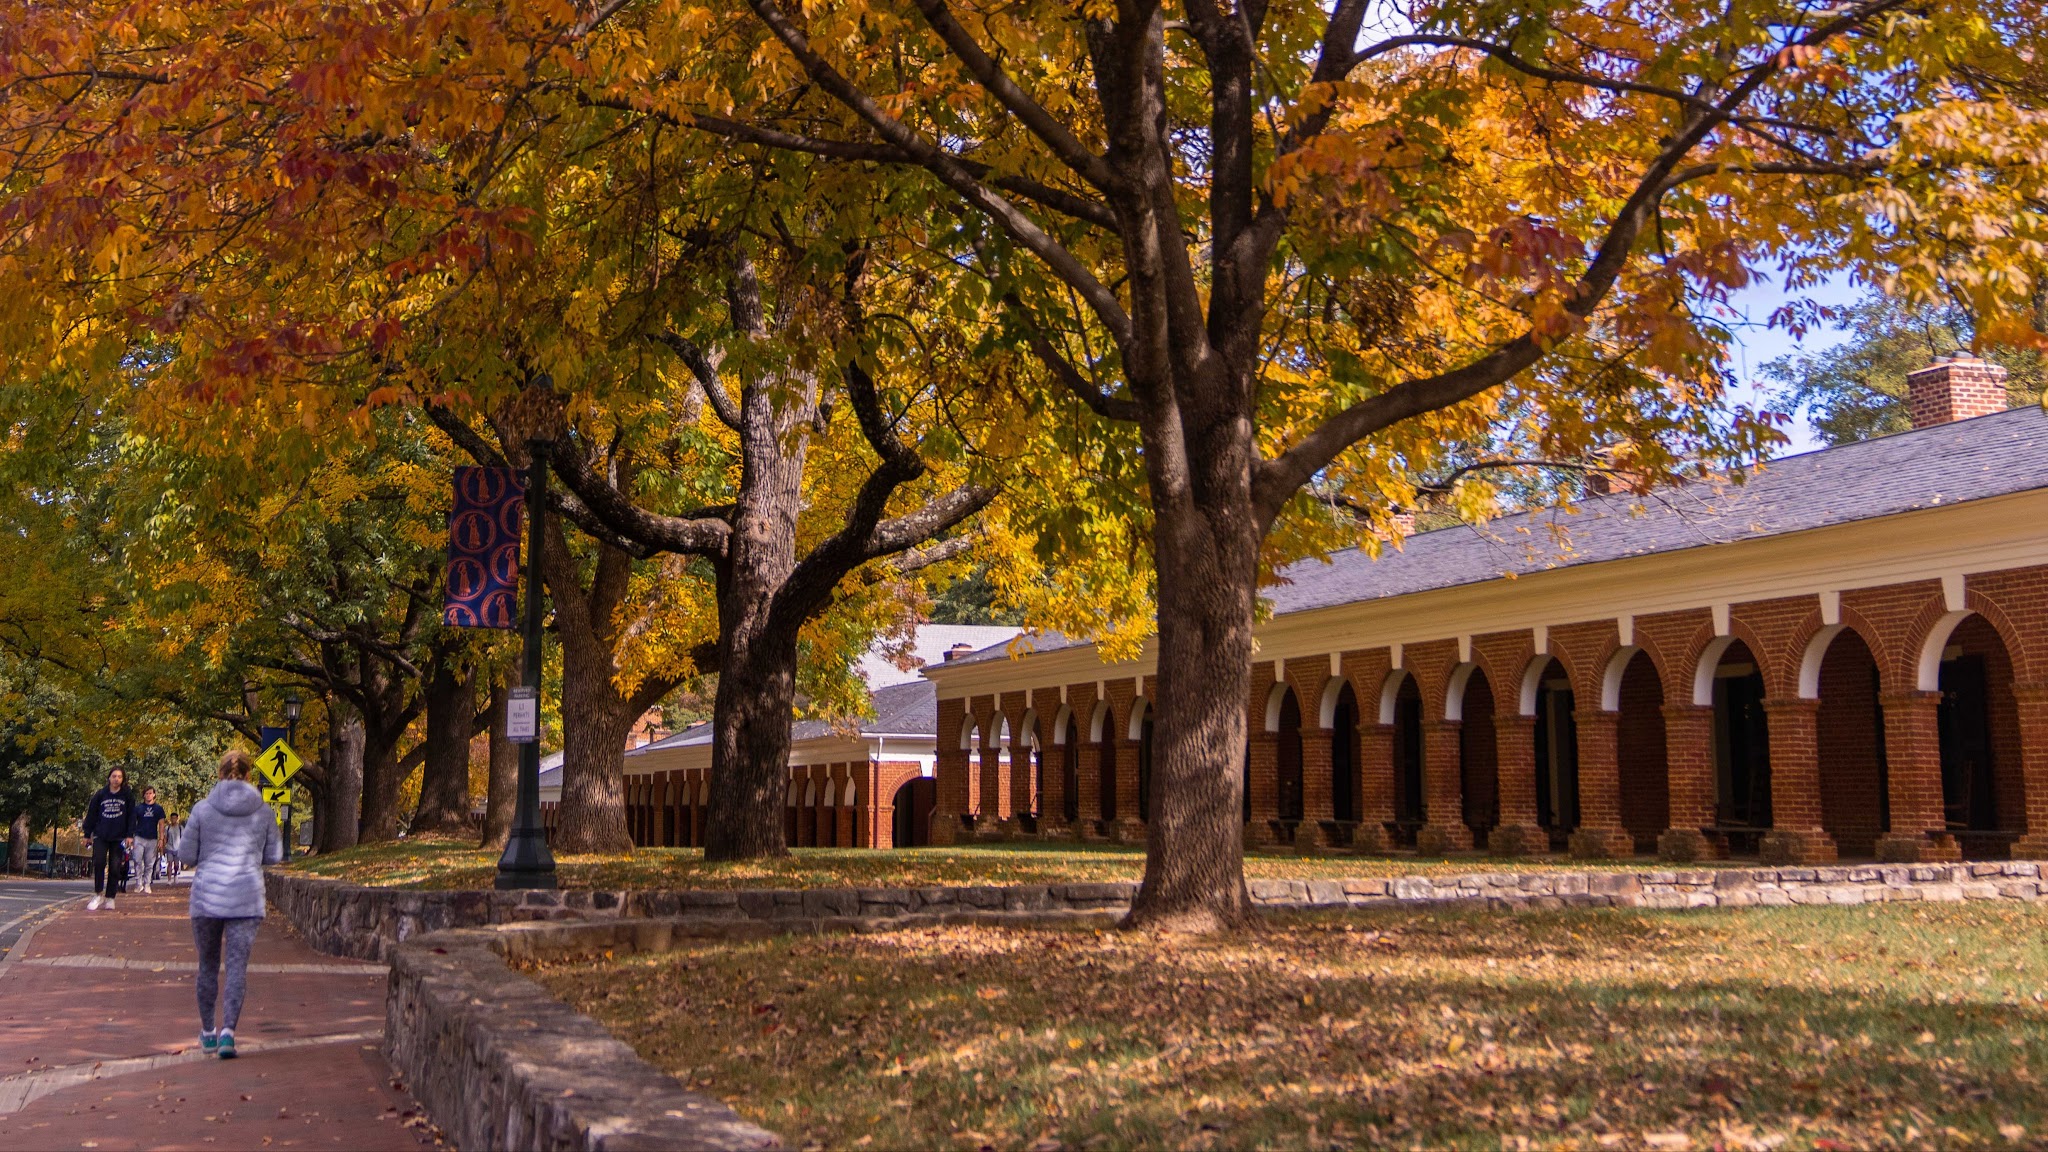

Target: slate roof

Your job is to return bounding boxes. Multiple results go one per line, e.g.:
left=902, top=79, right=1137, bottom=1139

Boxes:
left=626, top=679, right=940, bottom=756
left=944, top=405, right=2048, bottom=666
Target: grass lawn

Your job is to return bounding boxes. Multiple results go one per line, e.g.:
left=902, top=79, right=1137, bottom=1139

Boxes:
left=289, top=835, right=1740, bottom=890
left=532, top=902, right=2048, bottom=1150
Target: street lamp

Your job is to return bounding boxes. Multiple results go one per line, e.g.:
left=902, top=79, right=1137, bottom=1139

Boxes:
left=496, top=439, right=558, bottom=889
left=283, top=692, right=302, bottom=725
left=281, top=691, right=304, bottom=856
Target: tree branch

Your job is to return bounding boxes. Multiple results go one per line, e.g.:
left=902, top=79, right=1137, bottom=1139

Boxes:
left=649, top=330, right=743, bottom=431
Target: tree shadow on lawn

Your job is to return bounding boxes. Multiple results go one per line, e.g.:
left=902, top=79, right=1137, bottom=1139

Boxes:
left=559, top=903, right=2048, bottom=1150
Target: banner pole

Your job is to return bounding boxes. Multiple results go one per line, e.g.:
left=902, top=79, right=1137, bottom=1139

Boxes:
left=495, top=441, right=558, bottom=889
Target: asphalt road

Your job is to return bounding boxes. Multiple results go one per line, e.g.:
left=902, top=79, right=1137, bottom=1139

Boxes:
left=0, top=878, right=93, bottom=964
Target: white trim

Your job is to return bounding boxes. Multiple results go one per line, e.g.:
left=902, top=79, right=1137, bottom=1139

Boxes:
left=1917, top=610, right=1975, bottom=691
left=1518, top=653, right=1556, bottom=717
left=958, top=715, right=979, bottom=752
left=1126, top=698, right=1151, bottom=741
left=1457, top=634, right=1472, bottom=663
left=1617, top=614, right=1634, bottom=648
left=1329, top=651, right=1342, bottom=677
left=822, top=780, right=837, bottom=808
left=1797, top=623, right=1847, bottom=699
left=1601, top=645, right=1644, bottom=712
left=1531, top=624, right=1549, bottom=655
left=996, top=715, right=1011, bottom=748
left=921, top=489, right=2048, bottom=698
left=1378, top=668, right=1410, bottom=726
left=1088, top=699, right=1110, bottom=743
left=1389, top=642, right=1403, bottom=671
left=1819, top=589, right=1841, bottom=626
left=1444, top=662, right=1479, bottom=722
left=1711, top=602, right=1731, bottom=636
left=1317, top=676, right=1350, bottom=728
left=1019, top=708, right=1038, bottom=748
left=1051, top=704, right=1073, bottom=744
left=1943, top=572, right=1967, bottom=612
left=1263, top=681, right=1292, bottom=732
left=1693, top=635, right=1740, bottom=706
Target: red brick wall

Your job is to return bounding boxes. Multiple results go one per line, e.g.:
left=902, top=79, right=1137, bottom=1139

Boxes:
left=1815, top=630, right=1886, bottom=856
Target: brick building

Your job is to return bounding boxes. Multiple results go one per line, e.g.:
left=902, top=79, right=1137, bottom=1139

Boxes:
left=618, top=625, right=1018, bottom=849
left=923, top=357, right=2048, bottom=864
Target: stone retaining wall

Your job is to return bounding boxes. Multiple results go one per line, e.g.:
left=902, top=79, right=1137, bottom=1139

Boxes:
left=387, top=922, right=782, bottom=1152
left=274, top=861, right=2048, bottom=960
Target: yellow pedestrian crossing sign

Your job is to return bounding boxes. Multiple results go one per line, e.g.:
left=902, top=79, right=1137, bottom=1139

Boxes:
left=263, top=785, right=294, bottom=806
left=256, top=739, right=302, bottom=787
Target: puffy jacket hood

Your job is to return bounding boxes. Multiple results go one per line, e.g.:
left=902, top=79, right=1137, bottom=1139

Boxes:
left=206, top=778, right=267, bottom=818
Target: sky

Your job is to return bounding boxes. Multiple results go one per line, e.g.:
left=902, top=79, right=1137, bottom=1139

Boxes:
left=1714, top=272, right=1867, bottom=456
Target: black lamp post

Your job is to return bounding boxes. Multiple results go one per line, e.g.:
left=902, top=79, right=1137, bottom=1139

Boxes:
left=282, top=691, right=303, bottom=855
left=496, top=440, right=558, bottom=889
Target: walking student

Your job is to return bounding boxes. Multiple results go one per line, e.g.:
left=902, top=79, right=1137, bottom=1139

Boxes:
left=131, top=787, right=168, bottom=894
left=81, top=767, right=135, bottom=911
left=176, top=750, right=283, bottom=1059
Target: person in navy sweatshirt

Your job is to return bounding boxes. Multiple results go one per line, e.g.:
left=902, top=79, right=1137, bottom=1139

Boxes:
left=131, top=788, right=168, bottom=895
left=81, top=767, right=135, bottom=911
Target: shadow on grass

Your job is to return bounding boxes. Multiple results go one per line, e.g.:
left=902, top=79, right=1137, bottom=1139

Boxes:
left=546, top=902, right=2048, bottom=1150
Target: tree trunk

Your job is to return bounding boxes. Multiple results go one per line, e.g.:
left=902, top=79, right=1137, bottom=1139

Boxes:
left=480, top=681, right=518, bottom=850
left=316, top=709, right=364, bottom=853
left=358, top=725, right=406, bottom=842
left=412, top=657, right=477, bottom=835
left=552, top=629, right=641, bottom=854
left=6, top=811, right=27, bottom=873
left=703, top=629, right=802, bottom=860
left=1125, top=372, right=1264, bottom=930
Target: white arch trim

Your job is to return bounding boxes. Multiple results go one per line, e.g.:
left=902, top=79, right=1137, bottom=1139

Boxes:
left=1051, top=703, right=1073, bottom=744
left=958, top=715, right=979, bottom=752
left=1691, top=635, right=1740, bottom=707
left=1126, top=697, right=1152, bottom=741
left=698, top=781, right=709, bottom=805
left=1517, top=654, right=1559, bottom=717
left=803, top=780, right=816, bottom=806
left=785, top=780, right=800, bottom=805
left=1019, top=708, right=1039, bottom=749
left=1377, top=668, right=1411, bottom=726
left=822, top=780, right=837, bottom=807
left=1317, top=676, right=1352, bottom=729
left=1263, top=682, right=1293, bottom=732
left=1917, top=609, right=1975, bottom=692
left=1088, top=699, right=1111, bottom=743
left=1601, top=646, right=1645, bottom=712
left=996, top=716, right=1011, bottom=748
left=1443, top=662, right=1480, bottom=722
left=1797, top=624, right=1847, bottom=699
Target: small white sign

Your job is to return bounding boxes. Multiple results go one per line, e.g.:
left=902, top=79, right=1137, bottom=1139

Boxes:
left=507, top=687, right=539, bottom=744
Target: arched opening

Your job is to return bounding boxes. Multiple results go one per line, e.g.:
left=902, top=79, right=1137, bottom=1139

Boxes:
left=1019, top=711, right=1041, bottom=834
left=1711, top=639, right=1772, bottom=851
left=1939, top=615, right=2021, bottom=857
left=891, top=777, right=935, bottom=848
left=1812, top=628, right=1888, bottom=858
left=1331, top=682, right=1359, bottom=824
left=1135, top=704, right=1155, bottom=823
left=1097, top=713, right=1118, bottom=827
left=1061, top=714, right=1080, bottom=824
left=800, top=779, right=818, bottom=847
left=1275, top=689, right=1305, bottom=828
left=819, top=780, right=838, bottom=848
left=1457, top=668, right=1500, bottom=849
left=1390, top=674, right=1425, bottom=844
left=1613, top=649, right=1669, bottom=852
left=961, top=719, right=983, bottom=829
left=783, top=779, right=799, bottom=846
left=1530, top=658, right=1579, bottom=850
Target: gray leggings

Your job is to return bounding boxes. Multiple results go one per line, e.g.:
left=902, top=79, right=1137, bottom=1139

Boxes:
left=192, top=917, right=262, bottom=1033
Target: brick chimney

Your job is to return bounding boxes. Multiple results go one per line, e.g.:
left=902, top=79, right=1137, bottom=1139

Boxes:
left=1906, top=355, right=2008, bottom=428
left=944, top=642, right=976, bottom=662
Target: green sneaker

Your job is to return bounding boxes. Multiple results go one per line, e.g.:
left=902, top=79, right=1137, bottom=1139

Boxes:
left=199, top=1031, right=218, bottom=1056
left=217, top=1030, right=236, bottom=1059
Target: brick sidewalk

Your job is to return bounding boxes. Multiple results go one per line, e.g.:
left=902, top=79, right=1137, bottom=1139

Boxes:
left=0, top=887, right=436, bottom=1150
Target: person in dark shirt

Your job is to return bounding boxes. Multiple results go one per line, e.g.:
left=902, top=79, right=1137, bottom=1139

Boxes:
left=81, top=767, right=135, bottom=910
left=131, top=788, right=167, bottom=895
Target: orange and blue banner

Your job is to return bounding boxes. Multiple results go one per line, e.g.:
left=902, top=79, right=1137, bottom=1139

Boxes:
left=445, top=467, right=525, bottom=629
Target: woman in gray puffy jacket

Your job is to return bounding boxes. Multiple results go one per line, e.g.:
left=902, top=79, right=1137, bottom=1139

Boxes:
left=175, top=749, right=283, bottom=1059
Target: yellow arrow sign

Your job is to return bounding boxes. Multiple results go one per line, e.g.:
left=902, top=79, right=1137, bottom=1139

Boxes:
left=262, top=785, right=294, bottom=806
left=256, top=740, right=302, bottom=787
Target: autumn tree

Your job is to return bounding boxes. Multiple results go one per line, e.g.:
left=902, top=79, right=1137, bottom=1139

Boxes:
left=619, top=0, right=2048, bottom=925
